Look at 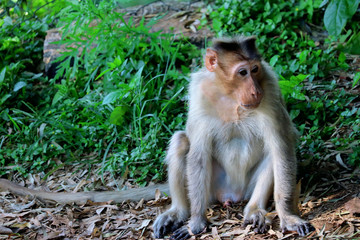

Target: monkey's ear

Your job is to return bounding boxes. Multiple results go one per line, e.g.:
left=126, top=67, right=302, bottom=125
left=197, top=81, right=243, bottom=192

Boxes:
left=205, top=48, right=218, bottom=72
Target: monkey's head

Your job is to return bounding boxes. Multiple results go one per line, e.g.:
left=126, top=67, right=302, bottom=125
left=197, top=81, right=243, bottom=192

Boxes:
left=205, top=36, right=264, bottom=111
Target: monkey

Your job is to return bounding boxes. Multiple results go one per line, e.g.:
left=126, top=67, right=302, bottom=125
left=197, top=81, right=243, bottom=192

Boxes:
left=153, top=36, right=314, bottom=239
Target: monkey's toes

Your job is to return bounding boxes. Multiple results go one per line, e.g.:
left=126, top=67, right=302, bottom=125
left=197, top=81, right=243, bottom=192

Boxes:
left=156, top=220, right=183, bottom=238
left=243, top=219, right=269, bottom=234
left=281, top=216, right=315, bottom=237
left=296, top=222, right=315, bottom=236
left=243, top=209, right=271, bottom=234
left=171, top=226, right=190, bottom=240
left=153, top=212, right=185, bottom=238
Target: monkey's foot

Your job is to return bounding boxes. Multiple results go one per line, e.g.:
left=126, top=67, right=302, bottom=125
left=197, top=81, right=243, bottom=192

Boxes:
left=153, top=210, right=186, bottom=238
left=281, top=215, right=315, bottom=236
left=243, top=208, right=271, bottom=233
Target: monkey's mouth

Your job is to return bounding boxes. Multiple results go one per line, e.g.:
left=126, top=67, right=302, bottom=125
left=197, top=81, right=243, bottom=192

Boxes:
left=240, top=102, right=261, bottom=110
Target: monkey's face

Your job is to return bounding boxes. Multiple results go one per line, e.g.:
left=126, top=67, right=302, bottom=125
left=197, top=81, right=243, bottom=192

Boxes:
left=230, top=59, right=264, bottom=110
left=205, top=48, right=264, bottom=115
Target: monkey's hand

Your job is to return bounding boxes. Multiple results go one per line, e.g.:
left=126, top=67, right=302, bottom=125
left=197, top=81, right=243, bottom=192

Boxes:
left=280, top=215, right=315, bottom=237
left=243, top=207, right=271, bottom=233
left=153, top=209, right=186, bottom=238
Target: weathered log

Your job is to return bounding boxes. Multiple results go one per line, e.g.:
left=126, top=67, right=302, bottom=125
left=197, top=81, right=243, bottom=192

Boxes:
left=0, top=178, right=169, bottom=204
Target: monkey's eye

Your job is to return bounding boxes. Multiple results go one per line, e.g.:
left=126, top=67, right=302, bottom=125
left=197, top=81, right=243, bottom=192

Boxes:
left=239, top=69, right=247, bottom=76
left=252, top=65, right=259, bottom=73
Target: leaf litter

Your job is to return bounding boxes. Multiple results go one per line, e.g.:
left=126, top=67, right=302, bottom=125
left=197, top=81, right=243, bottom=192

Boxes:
left=0, top=162, right=359, bottom=239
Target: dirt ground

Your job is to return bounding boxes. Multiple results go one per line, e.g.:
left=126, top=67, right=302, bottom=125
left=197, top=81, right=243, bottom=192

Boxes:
left=1, top=1, right=360, bottom=239
left=0, top=164, right=359, bottom=239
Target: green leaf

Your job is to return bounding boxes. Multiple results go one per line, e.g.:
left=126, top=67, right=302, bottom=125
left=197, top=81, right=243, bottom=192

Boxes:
left=103, top=90, right=124, bottom=105
left=31, top=73, right=43, bottom=80
left=311, top=63, right=319, bottom=73
left=299, top=0, right=314, bottom=18
left=13, top=81, right=27, bottom=92
left=291, top=90, right=306, bottom=100
left=3, top=16, right=13, bottom=28
left=212, top=18, right=222, bottom=32
left=298, top=50, right=308, bottom=64
left=129, top=64, right=144, bottom=90
left=52, top=84, right=68, bottom=106
left=0, top=94, right=11, bottom=106
left=324, top=0, right=360, bottom=36
left=269, top=55, right=279, bottom=67
left=114, top=56, right=123, bottom=67
left=290, top=109, right=300, bottom=120
left=0, top=67, right=6, bottom=84
left=96, top=68, right=112, bottom=80
left=290, top=74, right=308, bottom=83
left=338, top=52, right=346, bottom=63
left=278, top=80, right=295, bottom=96
left=344, top=32, right=360, bottom=55
left=319, top=0, right=329, bottom=8
left=109, top=106, right=128, bottom=125
left=264, top=2, right=271, bottom=12
left=279, top=74, right=307, bottom=98
left=353, top=72, right=360, bottom=87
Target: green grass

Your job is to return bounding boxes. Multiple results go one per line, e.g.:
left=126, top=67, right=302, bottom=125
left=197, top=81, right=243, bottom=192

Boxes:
left=117, top=0, right=157, bottom=8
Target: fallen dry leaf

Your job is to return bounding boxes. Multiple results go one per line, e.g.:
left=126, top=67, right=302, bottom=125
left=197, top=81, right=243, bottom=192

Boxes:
left=0, top=226, right=12, bottom=234
left=136, top=219, right=151, bottom=231
left=155, top=188, right=161, bottom=201
left=211, top=226, right=220, bottom=239
left=344, top=197, right=360, bottom=216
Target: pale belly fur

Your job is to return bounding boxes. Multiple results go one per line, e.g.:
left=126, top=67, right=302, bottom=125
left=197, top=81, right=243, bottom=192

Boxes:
left=211, top=135, right=264, bottom=203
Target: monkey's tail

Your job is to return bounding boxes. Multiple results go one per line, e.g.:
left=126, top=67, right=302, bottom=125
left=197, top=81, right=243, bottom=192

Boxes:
left=0, top=178, right=169, bottom=204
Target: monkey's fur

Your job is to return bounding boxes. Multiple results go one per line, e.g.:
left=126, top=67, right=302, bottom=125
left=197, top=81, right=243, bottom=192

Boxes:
left=153, top=36, right=314, bottom=239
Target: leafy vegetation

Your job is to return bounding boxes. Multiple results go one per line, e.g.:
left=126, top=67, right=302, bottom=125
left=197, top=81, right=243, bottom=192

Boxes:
left=206, top=0, right=360, bottom=168
left=0, top=0, right=359, bottom=184
left=0, top=0, right=198, bottom=183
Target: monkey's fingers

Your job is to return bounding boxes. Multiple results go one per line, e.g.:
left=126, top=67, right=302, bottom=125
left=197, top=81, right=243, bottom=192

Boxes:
left=157, top=224, right=171, bottom=238
left=153, top=213, right=184, bottom=238
left=281, top=222, right=315, bottom=237
left=163, top=220, right=183, bottom=237
left=242, top=219, right=250, bottom=227
left=296, top=222, right=315, bottom=236
left=171, top=226, right=191, bottom=240
left=243, top=212, right=271, bottom=234
left=254, top=223, right=270, bottom=234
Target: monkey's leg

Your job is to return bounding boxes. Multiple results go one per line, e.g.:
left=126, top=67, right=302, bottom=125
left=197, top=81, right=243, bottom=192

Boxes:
left=153, top=131, right=190, bottom=238
left=267, top=113, right=314, bottom=236
left=272, top=150, right=314, bottom=236
left=171, top=140, right=212, bottom=240
left=243, top=156, right=274, bottom=233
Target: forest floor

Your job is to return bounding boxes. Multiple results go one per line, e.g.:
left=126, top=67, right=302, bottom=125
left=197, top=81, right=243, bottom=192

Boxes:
left=0, top=164, right=359, bottom=239
left=1, top=1, right=360, bottom=239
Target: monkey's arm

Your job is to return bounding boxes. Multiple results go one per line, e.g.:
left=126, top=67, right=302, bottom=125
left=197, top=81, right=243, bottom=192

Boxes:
left=0, top=178, right=169, bottom=204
